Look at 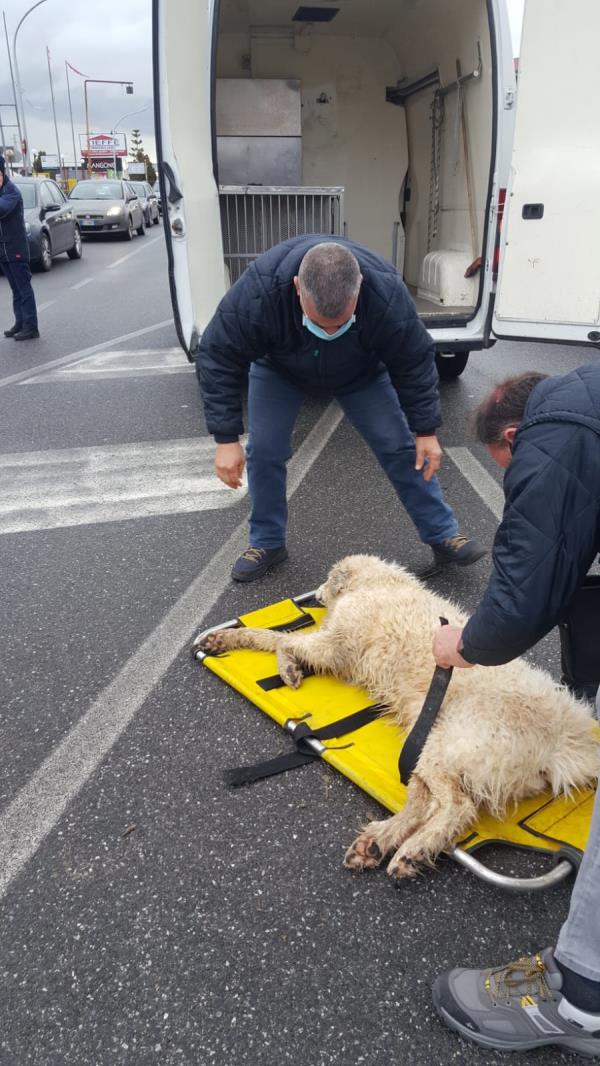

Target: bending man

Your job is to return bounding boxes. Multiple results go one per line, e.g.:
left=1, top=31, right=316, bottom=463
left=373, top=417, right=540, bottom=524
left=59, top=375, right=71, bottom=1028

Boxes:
left=197, top=237, right=485, bottom=582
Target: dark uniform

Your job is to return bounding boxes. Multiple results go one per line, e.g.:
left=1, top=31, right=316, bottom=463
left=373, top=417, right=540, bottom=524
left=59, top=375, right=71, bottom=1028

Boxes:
left=0, top=156, right=39, bottom=340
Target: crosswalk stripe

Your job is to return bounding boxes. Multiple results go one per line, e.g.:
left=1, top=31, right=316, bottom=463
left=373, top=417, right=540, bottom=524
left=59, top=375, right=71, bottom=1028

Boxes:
left=446, top=446, right=505, bottom=520
left=0, top=437, right=246, bottom=534
left=23, top=348, right=192, bottom=382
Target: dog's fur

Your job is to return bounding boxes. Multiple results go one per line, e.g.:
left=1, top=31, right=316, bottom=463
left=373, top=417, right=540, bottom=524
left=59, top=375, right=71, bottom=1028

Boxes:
left=196, top=555, right=599, bottom=879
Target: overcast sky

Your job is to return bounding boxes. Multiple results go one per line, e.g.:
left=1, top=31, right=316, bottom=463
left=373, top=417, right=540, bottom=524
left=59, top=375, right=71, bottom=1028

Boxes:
left=0, top=0, right=525, bottom=168
left=0, top=0, right=153, bottom=166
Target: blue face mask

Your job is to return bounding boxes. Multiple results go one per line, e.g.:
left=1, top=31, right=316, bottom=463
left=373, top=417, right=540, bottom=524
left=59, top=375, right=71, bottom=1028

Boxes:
left=302, top=314, right=356, bottom=342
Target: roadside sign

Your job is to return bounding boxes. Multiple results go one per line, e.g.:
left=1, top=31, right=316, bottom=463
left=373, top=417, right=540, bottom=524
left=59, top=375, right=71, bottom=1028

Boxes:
left=79, top=133, right=127, bottom=158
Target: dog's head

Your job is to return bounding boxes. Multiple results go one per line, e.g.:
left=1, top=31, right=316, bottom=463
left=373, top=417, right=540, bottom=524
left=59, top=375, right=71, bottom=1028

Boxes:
left=316, top=554, right=413, bottom=607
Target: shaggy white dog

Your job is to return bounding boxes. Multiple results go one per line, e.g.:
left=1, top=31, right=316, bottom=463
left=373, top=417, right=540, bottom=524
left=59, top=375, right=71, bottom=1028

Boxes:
left=197, top=555, right=599, bottom=879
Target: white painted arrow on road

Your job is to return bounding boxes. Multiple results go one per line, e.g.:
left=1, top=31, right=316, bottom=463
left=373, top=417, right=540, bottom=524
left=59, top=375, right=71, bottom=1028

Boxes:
left=0, top=438, right=247, bottom=535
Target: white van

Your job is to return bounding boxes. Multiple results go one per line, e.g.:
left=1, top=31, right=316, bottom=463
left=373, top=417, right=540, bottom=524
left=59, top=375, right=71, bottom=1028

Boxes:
left=153, top=0, right=600, bottom=378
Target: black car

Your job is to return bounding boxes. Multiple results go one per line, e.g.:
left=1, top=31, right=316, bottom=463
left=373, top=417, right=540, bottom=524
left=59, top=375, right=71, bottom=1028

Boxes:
left=13, top=177, right=82, bottom=271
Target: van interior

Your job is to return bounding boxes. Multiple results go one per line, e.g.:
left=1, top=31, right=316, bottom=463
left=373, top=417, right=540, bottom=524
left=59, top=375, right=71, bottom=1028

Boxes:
left=214, top=0, right=495, bottom=324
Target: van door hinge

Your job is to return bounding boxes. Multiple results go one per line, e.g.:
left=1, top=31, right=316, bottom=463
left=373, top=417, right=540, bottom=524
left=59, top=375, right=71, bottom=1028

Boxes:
left=504, top=89, right=515, bottom=109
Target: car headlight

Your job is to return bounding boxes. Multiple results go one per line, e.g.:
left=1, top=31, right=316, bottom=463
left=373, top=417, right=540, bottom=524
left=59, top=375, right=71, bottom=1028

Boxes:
left=107, top=206, right=124, bottom=217
left=25, top=222, right=31, bottom=235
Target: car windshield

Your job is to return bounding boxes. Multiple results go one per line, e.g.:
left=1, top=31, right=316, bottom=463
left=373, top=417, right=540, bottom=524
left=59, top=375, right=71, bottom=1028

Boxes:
left=69, top=182, right=123, bottom=200
left=13, top=183, right=37, bottom=208
left=131, top=183, right=147, bottom=197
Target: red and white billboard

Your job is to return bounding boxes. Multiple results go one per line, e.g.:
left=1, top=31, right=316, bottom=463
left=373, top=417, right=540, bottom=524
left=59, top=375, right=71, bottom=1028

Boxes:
left=79, top=133, right=127, bottom=159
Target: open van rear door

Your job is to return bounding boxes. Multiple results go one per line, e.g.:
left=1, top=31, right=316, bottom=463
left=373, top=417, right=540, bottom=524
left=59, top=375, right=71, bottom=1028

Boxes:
left=492, top=0, right=600, bottom=346
left=153, top=0, right=226, bottom=358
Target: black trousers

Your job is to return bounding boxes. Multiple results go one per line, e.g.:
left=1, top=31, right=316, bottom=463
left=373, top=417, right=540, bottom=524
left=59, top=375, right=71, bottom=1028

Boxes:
left=2, top=259, right=38, bottom=330
left=559, top=576, right=600, bottom=701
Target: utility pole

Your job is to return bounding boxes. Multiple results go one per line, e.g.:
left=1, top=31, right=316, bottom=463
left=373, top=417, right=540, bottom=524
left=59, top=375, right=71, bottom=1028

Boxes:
left=64, top=62, right=76, bottom=178
left=46, top=46, right=63, bottom=182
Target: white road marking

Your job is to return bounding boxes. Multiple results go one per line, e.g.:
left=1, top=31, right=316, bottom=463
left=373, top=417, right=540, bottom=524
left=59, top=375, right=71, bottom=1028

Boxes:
left=108, top=236, right=161, bottom=270
left=0, top=319, right=173, bottom=390
left=37, top=300, right=56, bottom=312
left=70, top=277, right=95, bottom=290
left=24, top=347, right=192, bottom=383
left=0, top=402, right=344, bottom=900
left=0, top=437, right=245, bottom=534
left=446, top=446, right=505, bottom=521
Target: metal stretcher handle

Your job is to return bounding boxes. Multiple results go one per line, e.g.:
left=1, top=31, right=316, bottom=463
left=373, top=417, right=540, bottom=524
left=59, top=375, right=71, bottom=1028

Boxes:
left=451, top=846, right=574, bottom=892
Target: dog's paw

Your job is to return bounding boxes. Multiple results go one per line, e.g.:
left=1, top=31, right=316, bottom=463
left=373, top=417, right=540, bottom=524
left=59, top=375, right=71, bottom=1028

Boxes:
left=194, top=630, right=233, bottom=655
left=344, top=832, right=384, bottom=871
left=387, top=853, right=421, bottom=880
left=281, top=660, right=302, bottom=686
left=278, top=654, right=304, bottom=689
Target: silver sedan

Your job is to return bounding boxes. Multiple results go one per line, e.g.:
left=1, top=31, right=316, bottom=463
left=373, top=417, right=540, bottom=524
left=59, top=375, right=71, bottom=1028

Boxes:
left=67, top=179, right=146, bottom=240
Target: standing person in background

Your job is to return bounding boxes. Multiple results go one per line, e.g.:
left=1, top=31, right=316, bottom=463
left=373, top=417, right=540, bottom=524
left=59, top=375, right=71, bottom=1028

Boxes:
left=0, top=155, right=39, bottom=342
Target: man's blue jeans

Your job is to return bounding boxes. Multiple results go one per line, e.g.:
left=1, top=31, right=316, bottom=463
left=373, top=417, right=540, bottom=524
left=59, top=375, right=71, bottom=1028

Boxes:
left=2, top=260, right=38, bottom=331
left=246, top=362, right=459, bottom=549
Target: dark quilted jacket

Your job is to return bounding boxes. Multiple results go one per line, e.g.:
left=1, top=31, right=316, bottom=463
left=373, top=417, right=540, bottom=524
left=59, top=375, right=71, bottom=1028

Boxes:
left=196, top=235, right=440, bottom=442
left=462, top=364, right=600, bottom=666
left=0, top=178, right=29, bottom=263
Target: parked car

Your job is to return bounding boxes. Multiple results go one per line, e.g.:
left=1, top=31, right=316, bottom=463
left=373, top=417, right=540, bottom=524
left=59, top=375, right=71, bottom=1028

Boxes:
left=129, top=181, right=160, bottom=227
left=68, top=179, right=145, bottom=240
left=152, top=182, right=162, bottom=215
left=12, top=177, right=82, bottom=271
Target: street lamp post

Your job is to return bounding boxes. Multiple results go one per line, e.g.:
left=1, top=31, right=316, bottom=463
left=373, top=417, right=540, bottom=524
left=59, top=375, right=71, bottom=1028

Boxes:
left=3, top=12, right=23, bottom=157
left=111, top=105, right=148, bottom=177
left=12, top=0, right=49, bottom=175
left=84, top=78, right=133, bottom=178
left=65, top=60, right=89, bottom=180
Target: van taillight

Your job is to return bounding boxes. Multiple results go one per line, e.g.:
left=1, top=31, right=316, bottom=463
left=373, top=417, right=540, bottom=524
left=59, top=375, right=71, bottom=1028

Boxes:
left=492, top=188, right=507, bottom=277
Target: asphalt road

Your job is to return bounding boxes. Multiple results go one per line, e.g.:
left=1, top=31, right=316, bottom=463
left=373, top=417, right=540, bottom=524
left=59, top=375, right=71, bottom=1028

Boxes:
left=0, top=232, right=598, bottom=1066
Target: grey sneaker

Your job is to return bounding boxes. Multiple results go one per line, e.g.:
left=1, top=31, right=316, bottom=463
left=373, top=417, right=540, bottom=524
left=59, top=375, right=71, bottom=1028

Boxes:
left=431, top=533, right=487, bottom=567
left=231, top=546, right=288, bottom=583
left=433, top=947, right=600, bottom=1057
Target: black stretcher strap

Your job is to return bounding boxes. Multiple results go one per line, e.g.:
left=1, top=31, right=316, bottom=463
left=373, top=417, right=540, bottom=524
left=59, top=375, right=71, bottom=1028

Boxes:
left=264, top=613, right=316, bottom=633
left=224, top=750, right=315, bottom=786
left=398, top=618, right=453, bottom=785
left=225, top=704, right=386, bottom=787
left=257, top=666, right=316, bottom=691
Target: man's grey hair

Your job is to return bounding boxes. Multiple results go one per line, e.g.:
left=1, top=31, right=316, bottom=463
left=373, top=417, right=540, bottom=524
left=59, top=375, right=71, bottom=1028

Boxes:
left=297, top=243, right=361, bottom=318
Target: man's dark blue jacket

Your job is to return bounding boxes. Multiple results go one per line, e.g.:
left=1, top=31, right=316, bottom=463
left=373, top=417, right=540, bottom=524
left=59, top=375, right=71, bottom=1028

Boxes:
left=197, top=235, right=440, bottom=443
left=462, top=364, right=600, bottom=666
left=0, top=178, right=29, bottom=263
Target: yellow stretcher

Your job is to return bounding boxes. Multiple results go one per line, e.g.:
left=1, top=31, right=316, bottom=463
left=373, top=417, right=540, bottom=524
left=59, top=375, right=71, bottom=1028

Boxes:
left=194, top=593, right=597, bottom=893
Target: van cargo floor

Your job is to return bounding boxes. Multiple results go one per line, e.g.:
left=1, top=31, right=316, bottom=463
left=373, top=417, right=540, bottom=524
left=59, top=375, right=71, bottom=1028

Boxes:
left=408, top=285, right=475, bottom=320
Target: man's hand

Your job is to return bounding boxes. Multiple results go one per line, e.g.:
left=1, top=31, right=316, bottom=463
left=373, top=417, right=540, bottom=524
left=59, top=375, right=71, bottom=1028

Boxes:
left=215, top=442, right=246, bottom=489
left=415, top=434, right=442, bottom=482
left=432, top=625, right=474, bottom=669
